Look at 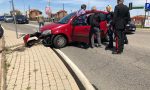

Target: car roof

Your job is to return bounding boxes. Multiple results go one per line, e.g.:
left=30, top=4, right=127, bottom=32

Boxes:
left=85, top=10, right=108, bottom=14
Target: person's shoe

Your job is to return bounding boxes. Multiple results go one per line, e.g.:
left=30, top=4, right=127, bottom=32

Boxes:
left=96, top=44, right=102, bottom=48
left=90, top=45, right=95, bottom=48
left=124, top=41, right=128, bottom=44
left=112, top=51, right=122, bottom=54
left=105, top=45, right=113, bottom=50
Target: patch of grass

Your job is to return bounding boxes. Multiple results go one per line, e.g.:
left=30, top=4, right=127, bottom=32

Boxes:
left=26, top=86, right=31, bottom=90
left=33, top=69, right=38, bottom=73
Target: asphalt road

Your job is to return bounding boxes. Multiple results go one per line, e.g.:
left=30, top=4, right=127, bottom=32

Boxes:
left=2, top=22, right=150, bottom=90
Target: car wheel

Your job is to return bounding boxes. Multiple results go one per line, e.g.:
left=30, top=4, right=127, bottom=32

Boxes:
left=53, top=35, right=67, bottom=48
left=0, top=26, right=4, bottom=38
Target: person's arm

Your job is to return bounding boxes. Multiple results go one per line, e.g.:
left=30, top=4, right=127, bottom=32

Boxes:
left=81, top=10, right=86, bottom=15
left=127, top=8, right=131, bottom=22
left=113, top=6, right=118, bottom=25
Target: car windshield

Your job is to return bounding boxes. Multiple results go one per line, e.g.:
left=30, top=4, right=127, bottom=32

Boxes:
left=0, top=16, right=4, bottom=18
left=5, top=16, right=12, bottom=18
left=58, top=12, right=76, bottom=24
left=16, top=15, right=26, bottom=19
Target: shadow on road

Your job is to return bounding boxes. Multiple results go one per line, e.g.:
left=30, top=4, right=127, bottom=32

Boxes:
left=67, top=42, right=90, bottom=49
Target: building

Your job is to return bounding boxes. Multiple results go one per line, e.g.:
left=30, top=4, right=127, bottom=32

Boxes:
left=131, top=15, right=145, bottom=25
left=26, top=9, right=42, bottom=20
left=10, top=9, right=22, bottom=16
left=57, top=10, right=67, bottom=19
left=51, top=10, right=67, bottom=20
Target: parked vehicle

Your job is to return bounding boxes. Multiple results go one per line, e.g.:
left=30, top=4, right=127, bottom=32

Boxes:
left=15, top=15, right=29, bottom=24
left=0, top=16, right=4, bottom=21
left=125, top=23, right=136, bottom=33
left=23, top=10, right=108, bottom=48
left=4, top=15, right=14, bottom=23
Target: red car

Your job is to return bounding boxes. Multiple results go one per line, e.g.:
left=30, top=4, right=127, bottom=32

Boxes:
left=24, top=10, right=108, bottom=48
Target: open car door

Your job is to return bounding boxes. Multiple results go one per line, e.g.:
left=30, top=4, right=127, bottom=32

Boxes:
left=72, top=13, right=92, bottom=44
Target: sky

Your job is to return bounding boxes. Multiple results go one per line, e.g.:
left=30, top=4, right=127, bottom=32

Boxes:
left=0, top=0, right=149, bottom=17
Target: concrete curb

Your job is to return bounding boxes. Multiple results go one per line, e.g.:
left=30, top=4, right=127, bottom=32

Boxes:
left=53, top=49, right=95, bottom=90
left=0, top=26, right=6, bottom=90
left=136, top=28, right=150, bottom=31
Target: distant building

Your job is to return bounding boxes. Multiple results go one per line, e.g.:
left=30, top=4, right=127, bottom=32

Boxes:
left=10, top=9, right=22, bottom=16
left=26, top=9, right=42, bottom=20
left=57, top=10, right=67, bottom=19
left=51, top=10, right=67, bottom=20
left=131, top=15, right=145, bottom=25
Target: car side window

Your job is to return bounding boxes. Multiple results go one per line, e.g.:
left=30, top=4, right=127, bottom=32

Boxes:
left=73, top=14, right=89, bottom=26
left=99, top=13, right=106, bottom=21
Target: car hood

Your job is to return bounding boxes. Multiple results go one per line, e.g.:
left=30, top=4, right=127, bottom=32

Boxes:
left=40, top=23, right=66, bottom=32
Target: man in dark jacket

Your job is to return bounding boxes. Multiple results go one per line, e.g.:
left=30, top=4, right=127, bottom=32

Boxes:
left=113, top=0, right=131, bottom=54
left=106, top=5, right=114, bottom=49
left=89, top=6, right=102, bottom=48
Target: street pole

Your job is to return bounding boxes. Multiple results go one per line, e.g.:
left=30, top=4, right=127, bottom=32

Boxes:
left=48, top=0, right=51, bottom=21
left=23, top=0, right=26, bottom=15
left=11, top=0, right=18, bottom=39
left=9, top=0, right=12, bottom=12
left=28, top=5, right=30, bottom=18
left=144, top=0, right=148, bottom=27
left=63, top=3, right=64, bottom=17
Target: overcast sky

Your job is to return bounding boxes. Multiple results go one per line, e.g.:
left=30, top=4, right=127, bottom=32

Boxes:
left=0, top=0, right=149, bottom=17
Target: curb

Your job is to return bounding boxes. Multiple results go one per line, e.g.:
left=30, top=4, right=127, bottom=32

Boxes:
left=53, top=49, right=95, bottom=90
left=136, top=28, right=150, bottom=31
left=0, top=26, right=6, bottom=90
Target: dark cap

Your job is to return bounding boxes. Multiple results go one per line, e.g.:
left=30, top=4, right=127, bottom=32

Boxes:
left=81, top=4, right=87, bottom=9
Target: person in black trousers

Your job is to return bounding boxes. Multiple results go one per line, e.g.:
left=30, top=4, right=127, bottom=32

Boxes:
left=105, top=5, right=114, bottom=49
left=89, top=6, right=102, bottom=48
left=113, top=0, right=131, bottom=54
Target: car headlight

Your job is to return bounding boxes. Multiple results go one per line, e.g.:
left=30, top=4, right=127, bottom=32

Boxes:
left=42, top=30, right=51, bottom=35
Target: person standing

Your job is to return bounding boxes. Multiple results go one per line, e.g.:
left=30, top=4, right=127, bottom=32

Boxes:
left=89, top=6, right=102, bottom=48
left=105, top=5, right=114, bottom=49
left=113, top=0, right=131, bottom=54
left=76, top=4, right=86, bottom=16
left=37, top=12, right=45, bottom=30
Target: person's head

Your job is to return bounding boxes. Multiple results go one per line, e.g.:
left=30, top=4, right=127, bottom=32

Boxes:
left=106, top=5, right=112, bottom=12
left=117, top=0, right=124, bottom=5
left=91, top=6, right=97, bottom=11
left=81, top=4, right=87, bottom=10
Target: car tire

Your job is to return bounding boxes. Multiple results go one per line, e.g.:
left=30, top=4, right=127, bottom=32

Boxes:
left=53, top=35, right=67, bottom=48
left=0, top=26, right=4, bottom=38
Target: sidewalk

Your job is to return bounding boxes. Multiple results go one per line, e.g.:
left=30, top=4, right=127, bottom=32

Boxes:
left=1, top=29, right=79, bottom=90
left=0, top=37, right=4, bottom=90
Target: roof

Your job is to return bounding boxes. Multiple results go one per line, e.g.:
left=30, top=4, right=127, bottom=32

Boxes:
left=29, top=9, right=42, bottom=13
left=57, top=10, right=67, bottom=13
left=85, top=10, right=108, bottom=14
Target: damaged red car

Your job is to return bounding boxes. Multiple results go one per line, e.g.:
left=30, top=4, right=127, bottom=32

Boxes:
left=24, top=10, right=108, bottom=48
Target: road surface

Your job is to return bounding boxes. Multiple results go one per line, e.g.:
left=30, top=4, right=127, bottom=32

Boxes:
left=2, top=22, right=150, bottom=90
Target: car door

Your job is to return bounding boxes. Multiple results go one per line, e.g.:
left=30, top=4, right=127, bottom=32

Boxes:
left=72, top=13, right=92, bottom=43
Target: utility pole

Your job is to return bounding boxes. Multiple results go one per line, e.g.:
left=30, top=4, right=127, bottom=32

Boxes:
left=11, top=0, right=18, bottom=39
left=144, top=0, right=148, bottom=27
left=48, top=0, right=51, bottom=21
left=23, top=0, right=26, bottom=15
left=63, top=3, right=64, bottom=17
left=9, top=0, right=12, bottom=12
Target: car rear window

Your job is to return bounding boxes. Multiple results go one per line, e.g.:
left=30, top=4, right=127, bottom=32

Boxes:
left=99, top=13, right=106, bottom=21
